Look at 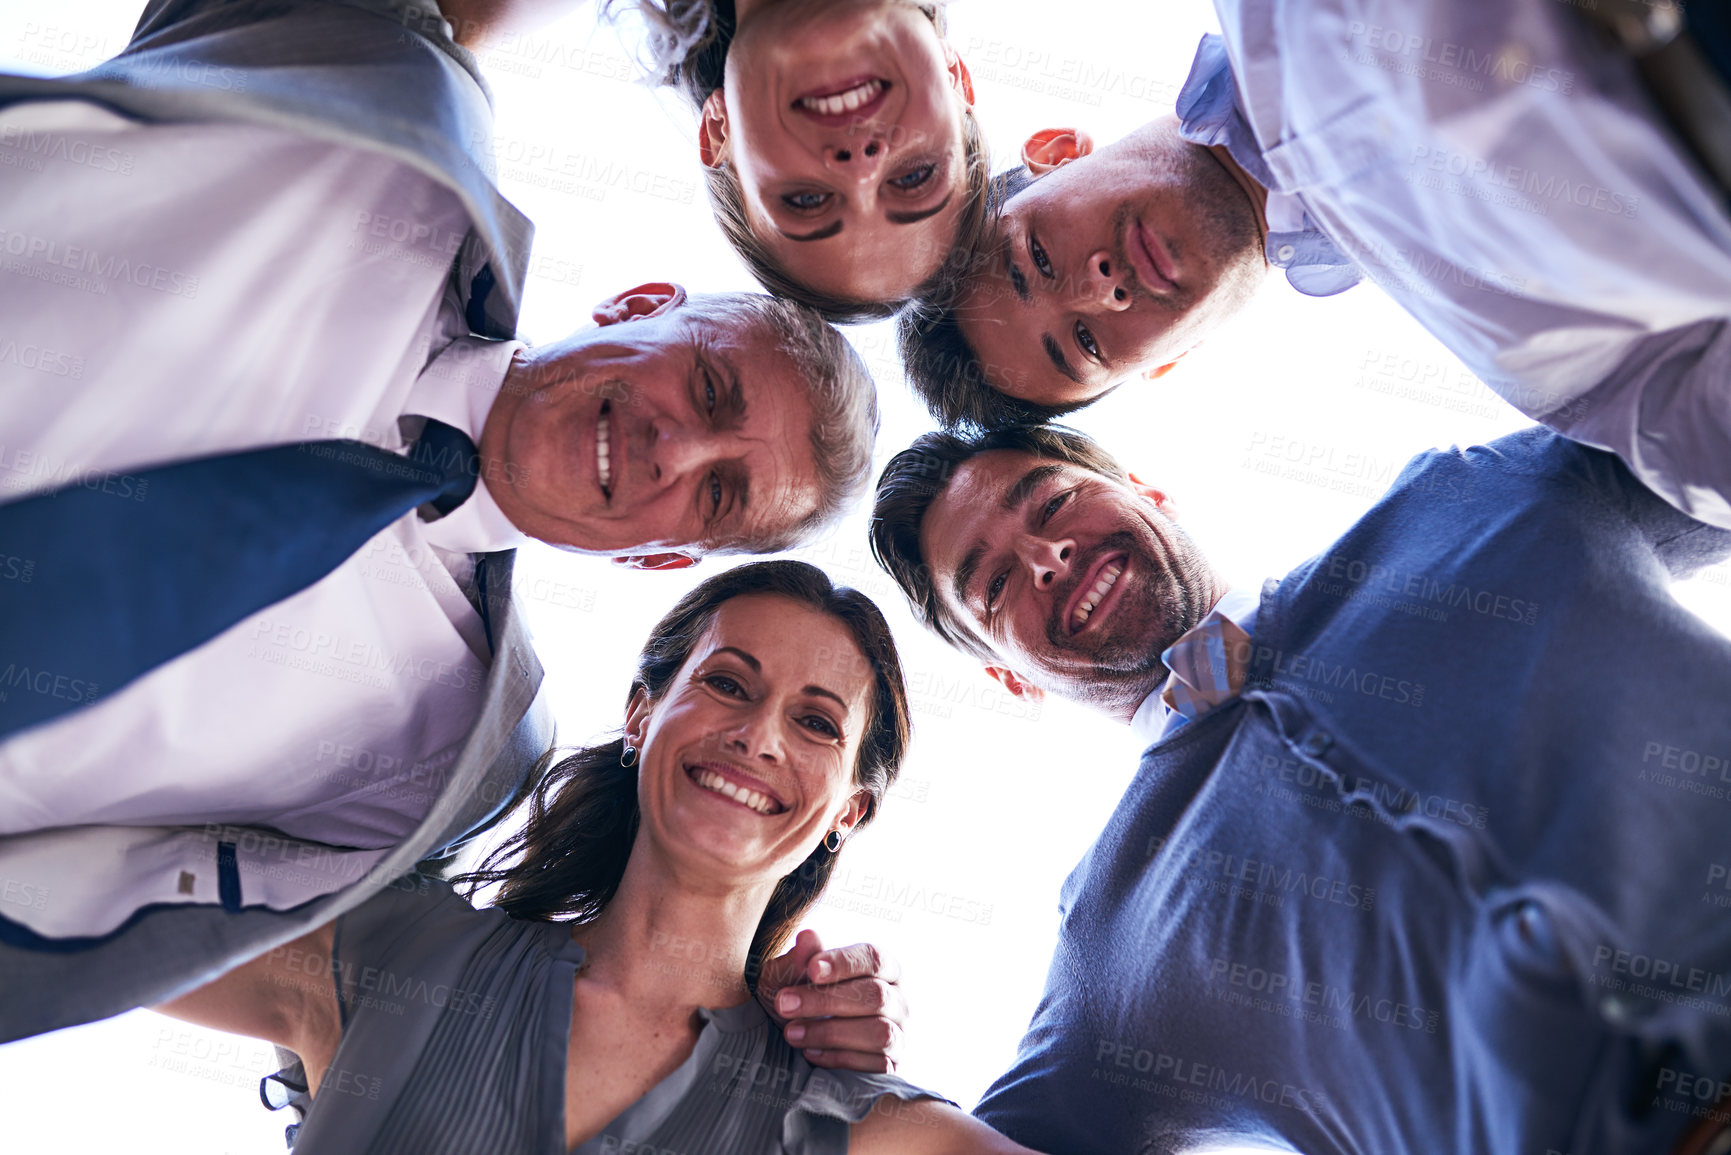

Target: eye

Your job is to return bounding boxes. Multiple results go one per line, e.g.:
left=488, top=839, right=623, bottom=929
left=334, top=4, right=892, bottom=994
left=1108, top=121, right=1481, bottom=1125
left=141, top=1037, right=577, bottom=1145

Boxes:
left=703, top=371, right=717, bottom=415
left=1075, top=321, right=1101, bottom=362
left=800, top=713, right=841, bottom=738
left=888, top=162, right=935, bottom=192
left=1029, top=233, right=1054, bottom=278
left=705, top=673, right=746, bottom=697
left=986, top=570, right=1008, bottom=610
left=708, top=473, right=723, bottom=516
left=1041, top=490, right=1071, bottom=524
left=782, top=190, right=830, bottom=211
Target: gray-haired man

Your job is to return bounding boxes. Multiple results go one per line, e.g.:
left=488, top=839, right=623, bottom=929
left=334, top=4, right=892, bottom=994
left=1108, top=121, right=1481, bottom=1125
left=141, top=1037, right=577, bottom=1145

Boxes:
left=0, top=0, right=896, bottom=1063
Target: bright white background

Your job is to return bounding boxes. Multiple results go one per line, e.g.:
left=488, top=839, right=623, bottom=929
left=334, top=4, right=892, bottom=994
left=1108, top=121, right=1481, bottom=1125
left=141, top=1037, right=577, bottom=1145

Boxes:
left=1, top=1, right=1728, bottom=1151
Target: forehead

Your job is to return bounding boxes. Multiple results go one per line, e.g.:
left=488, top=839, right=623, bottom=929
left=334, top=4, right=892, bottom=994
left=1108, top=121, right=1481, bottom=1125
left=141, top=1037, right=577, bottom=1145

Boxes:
left=757, top=194, right=967, bottom=303
left=919, top=449, right=1056, bottom=579
left=681, top=314, right=823, bottom=547
left=955, top=251, right=1077, bottom=406
left=692, top=594, right=874, bottom=713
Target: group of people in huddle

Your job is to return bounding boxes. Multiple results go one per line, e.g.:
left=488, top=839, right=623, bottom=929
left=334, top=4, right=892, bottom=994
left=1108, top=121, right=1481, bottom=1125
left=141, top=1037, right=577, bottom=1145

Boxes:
left=2, top=0, right=1730, bottom=1152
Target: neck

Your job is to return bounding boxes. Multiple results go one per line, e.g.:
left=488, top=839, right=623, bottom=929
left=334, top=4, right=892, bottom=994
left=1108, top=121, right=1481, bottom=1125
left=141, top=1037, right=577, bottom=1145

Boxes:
left=1207, top=143, right=1270, bottom=254
left=572, top=829, right=773, bottom=1014
left=1101, top=566, right=1235, bottom=727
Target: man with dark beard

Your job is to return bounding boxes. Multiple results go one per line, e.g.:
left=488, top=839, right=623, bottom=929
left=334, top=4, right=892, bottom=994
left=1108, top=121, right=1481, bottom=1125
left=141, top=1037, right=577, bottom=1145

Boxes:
left=869, top=421, right=1731, bottom=1154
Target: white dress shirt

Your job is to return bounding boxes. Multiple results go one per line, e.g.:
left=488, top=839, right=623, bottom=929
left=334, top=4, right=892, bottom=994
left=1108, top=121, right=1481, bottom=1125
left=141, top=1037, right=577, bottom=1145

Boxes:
left=1195, top=1, right=1731, bottom=528
left=1131, top=587, right=1265, bottom=748
left=0, top=100, right=524, bottom=907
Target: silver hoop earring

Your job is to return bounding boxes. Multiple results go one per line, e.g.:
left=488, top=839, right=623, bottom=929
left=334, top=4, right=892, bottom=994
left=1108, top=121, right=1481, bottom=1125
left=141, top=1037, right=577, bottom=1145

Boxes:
left=620, top=745, right=638, bottom=768
left=824, top=829, right=844, bottom=853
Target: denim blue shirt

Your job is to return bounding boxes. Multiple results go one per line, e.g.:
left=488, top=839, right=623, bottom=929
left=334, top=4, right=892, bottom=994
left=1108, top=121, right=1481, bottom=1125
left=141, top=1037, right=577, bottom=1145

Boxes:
left=1180, top=0, right=1731, bottom=532
left=975, top=430, right=1731, bottom=1154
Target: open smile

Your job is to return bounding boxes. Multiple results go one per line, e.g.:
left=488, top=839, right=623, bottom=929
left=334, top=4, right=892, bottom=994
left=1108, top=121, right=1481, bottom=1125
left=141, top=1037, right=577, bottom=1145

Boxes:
left=1127, top=218, right=1179, bottom=296
left=793, top=76, right=891, bottom=127
left=686, top=762, right=788, bottom=816
left=596, top=400, right=614, bottom=501
left=1064, top=552, right=1129, bottom=635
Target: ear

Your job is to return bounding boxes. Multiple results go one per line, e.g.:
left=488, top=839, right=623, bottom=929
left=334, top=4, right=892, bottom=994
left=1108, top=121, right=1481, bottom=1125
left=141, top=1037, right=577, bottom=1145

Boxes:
left=1021, top=127, right=1094, bottom=176
left=1140, top=355, right=1186, bottom=382
left=984, top=665, right=1046, bottom=702
left=698, top=88, right=729, bottom=168
left=1126, top=474, right=1179, bottom=520
left=592, top=282, right=687, bottom=327
left=831, top=789, right=872, bottom=840
left=623, top=685, right=652, bottom=751
left=612, top=552, right=700, bottom=571
left=942, top=42, right=976, bottom=107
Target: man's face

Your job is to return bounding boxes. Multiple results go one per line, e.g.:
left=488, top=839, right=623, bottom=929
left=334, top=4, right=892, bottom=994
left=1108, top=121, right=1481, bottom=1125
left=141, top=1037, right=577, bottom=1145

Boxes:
left=958, top=118, right=1264, bottom=408
left=482, top=292, right=820, bottom=556
left=919, top=450, right=1217, bottom=707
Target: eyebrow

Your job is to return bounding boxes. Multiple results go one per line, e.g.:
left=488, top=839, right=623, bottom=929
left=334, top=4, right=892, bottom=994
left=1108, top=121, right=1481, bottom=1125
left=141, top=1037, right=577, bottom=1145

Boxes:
left=779, top=220, right=844, bottom=243
left=715, top=646, right=761, bottom=671
left=886, top=191, right=953, bottom=226
left=949, top=463, right=1066, bottom=609
left=713, top=645, right=850, bottom=711
left=1042, top=333, right=1083, bottom=385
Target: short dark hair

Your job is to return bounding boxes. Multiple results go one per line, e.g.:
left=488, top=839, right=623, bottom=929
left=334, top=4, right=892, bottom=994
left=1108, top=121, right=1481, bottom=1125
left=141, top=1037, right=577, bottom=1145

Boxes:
left=896, top=167, right=1125, bottom=430
left=868, top=424, right=1127, bottom=659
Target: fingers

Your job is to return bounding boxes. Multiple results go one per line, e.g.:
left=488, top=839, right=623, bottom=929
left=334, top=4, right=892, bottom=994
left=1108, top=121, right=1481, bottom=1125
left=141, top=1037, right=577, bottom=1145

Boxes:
left=796, top=1043, right=897, bottom=1074
left=775, top=976, right=907, bottom=1024
left=758, top=929, right=824, bottom=995
left=783, top=1013, right=901, bottom=1064
left=805, top=941, right=903, bottom=987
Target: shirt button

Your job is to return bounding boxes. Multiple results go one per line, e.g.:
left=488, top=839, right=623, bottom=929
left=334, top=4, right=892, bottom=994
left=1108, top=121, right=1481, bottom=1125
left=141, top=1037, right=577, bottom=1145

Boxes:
left=1600, top=995, right=1631, bottom=1025
left=1301, top=732, right=1333, bottom=756
left=1276, top=243, right=1297, bottom=264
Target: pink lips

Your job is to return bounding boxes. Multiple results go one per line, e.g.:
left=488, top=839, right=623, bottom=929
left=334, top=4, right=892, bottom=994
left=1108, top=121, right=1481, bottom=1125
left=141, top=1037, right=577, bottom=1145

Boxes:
left=1063, top=551, right=1129, bottom=636
left=1128, top=219, right=1179, bottom=295
left=790, top=76, right=892, bottom=128
left=685, top=761, right=787, bottom=814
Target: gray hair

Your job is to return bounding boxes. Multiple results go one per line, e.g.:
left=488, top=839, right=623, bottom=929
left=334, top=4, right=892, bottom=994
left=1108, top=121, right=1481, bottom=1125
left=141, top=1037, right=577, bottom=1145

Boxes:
left=681, top=292, right=879, bottom=554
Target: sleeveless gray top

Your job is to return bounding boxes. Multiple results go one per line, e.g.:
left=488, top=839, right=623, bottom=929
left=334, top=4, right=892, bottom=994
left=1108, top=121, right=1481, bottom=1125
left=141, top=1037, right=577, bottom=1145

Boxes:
left=277, top=875, right=939, bottom=1154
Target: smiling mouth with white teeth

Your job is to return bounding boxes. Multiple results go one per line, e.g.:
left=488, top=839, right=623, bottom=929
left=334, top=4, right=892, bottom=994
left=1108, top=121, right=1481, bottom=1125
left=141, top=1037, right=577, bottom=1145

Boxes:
left=1072, top=559, right=1124, bottom=632
left=596, top=400, right=612, bottom=500
left=688, top=765, right=785, bottom=816
left=797, top=78, right=886, bottom=116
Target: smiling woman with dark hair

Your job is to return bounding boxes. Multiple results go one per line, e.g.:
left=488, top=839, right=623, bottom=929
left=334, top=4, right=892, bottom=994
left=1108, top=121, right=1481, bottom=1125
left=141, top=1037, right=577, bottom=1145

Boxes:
left=153, top=561, right=1044, bottom=1155
left=610, top=0, right=995, bottom=321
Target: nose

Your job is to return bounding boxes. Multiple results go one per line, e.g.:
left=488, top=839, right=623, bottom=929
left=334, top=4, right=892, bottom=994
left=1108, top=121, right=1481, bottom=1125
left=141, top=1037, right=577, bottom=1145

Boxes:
left=1013, top=533, right=1075, bottom=590
left=723, top=705, right=784, bottom=764
left=645, top=417, right=710, bottom=487
left=1080, top=249, right=1132, bottom=312
left=826, top=133, right=888, bottom=184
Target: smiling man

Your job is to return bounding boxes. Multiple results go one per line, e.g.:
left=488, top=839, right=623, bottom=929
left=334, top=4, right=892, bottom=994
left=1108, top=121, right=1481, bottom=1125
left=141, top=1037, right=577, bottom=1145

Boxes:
left=900, top=0, right=1731, bottom=532
left=0, top=0, right=897, bottom=1065
left=871, top=422, right=1731, bottom=1153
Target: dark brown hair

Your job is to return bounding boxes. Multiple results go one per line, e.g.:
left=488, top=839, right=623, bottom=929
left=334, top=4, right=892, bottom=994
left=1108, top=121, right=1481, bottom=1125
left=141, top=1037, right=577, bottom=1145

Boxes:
left=869, top=424, right=1127, bottom=659
left=460, top=560, right=911, bottom=984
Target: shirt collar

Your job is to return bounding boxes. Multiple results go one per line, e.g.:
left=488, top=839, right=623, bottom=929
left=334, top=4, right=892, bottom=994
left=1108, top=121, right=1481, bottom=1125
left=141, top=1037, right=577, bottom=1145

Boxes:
left=1175, top=34, right=1362, bottom=299
left=1130, top=586, right=1265, bottom=747
left=406, top=333, right=529, bottom=554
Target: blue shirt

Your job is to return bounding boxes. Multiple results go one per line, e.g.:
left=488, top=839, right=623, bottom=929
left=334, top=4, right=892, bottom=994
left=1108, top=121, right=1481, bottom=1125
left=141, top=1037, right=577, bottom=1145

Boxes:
left=975, top=429, right=1731, bottom=1154
left=1177, top=0, right=1731, bottom=531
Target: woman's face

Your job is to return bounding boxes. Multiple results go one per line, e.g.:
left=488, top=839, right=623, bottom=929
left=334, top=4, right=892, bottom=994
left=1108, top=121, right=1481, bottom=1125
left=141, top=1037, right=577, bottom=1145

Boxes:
left=630, top=593, right=875, bottom=888
left=710, top=0, right=973, bottom=302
